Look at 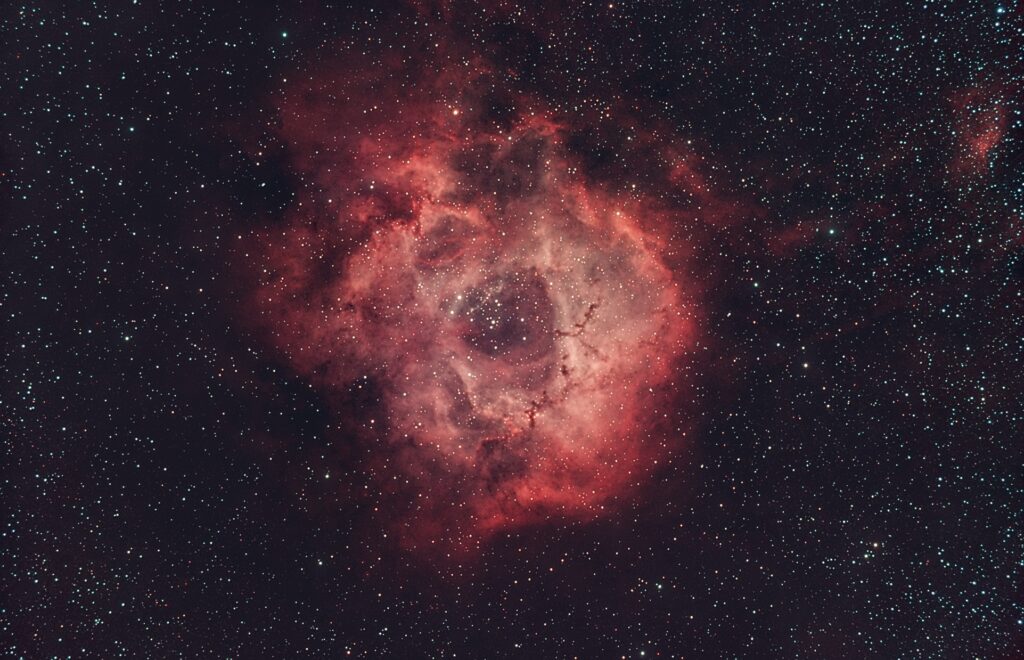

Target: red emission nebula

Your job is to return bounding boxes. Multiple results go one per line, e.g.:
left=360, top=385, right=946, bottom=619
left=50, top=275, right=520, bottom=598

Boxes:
left=243, top=54, right=729, bottom=553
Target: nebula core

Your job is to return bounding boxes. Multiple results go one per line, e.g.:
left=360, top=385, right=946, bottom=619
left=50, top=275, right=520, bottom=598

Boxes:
left=247, top=56, right=713, bottom=551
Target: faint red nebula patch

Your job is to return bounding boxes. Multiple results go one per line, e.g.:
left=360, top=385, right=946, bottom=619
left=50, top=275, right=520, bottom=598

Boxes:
left=240, top=50, right=727, bottom=555
left=949, top=82, right=1010, bottom=178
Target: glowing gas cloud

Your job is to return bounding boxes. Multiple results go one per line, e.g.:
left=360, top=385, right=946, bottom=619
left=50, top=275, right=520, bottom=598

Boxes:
left=243, top=52, right=728, bottom=552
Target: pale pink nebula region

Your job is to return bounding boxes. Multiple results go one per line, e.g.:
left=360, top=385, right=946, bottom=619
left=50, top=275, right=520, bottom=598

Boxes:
left=245, top=60, right=717, bottom=553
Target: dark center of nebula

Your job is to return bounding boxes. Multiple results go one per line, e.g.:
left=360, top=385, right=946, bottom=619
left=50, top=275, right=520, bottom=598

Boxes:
left=449, top=269, right=555, bottom=363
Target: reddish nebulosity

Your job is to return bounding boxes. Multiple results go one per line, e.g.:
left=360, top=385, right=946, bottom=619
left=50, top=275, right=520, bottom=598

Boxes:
left=949, top=83, right=1010, bottom=178
left=770, top=219, right=820, bottom=257
left=243, top=52, right=722, bottom=554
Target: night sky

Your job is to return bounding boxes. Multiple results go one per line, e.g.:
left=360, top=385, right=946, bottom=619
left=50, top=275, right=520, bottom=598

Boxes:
left=4, top=1, right=1024, bottom=658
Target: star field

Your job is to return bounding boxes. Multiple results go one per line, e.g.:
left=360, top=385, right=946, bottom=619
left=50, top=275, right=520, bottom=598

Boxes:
left=3, top=1, right=1023, bottom=657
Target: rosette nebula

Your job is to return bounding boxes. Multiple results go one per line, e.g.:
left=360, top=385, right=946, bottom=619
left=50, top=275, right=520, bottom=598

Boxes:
left=13, top=3, right=1024, bottom=656
left=247, top=59, right=709, bottom=551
